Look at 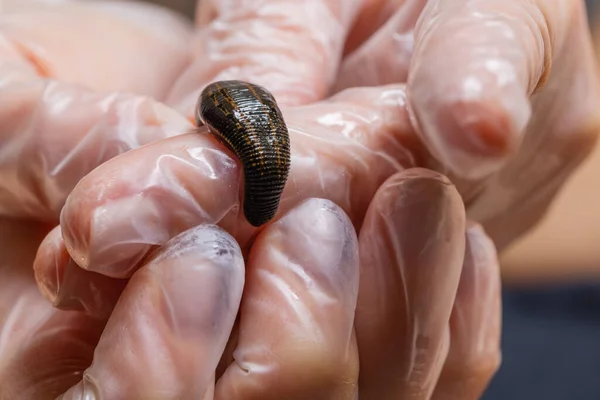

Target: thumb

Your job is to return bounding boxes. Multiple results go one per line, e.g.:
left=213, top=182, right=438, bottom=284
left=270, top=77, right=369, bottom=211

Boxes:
left=166, top=0, right=363, bottom=118
left=408, top=0, right=571, bottom=179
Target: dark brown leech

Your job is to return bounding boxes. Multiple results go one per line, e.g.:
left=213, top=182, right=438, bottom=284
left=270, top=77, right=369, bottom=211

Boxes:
left=196, top=80, right=291, bottom=227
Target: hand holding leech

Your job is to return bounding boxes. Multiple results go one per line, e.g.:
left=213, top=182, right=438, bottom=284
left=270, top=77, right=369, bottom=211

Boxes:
left=0, top=0, right=597, bottom=398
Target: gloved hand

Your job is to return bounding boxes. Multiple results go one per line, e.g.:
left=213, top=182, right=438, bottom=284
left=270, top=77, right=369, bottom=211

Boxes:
left=169, top=0, right=600, bottom=251
left=7, top=0, right=587, bottom=397
left=0, top=3, right=500, bottom=398
left=5, top=174, right=501, bottom=400
left=30, top=87, right=502, bottom=399
left=28, top=198, right=362, bottom=399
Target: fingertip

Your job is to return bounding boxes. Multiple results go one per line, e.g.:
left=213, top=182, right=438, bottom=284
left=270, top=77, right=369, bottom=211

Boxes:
left=373, top=167, right=464, bottom=219
left=458, top=222, right=502, bottom=344
left=34, top=225, right=128, bottom=319
left=216, top=198, right=360, bottom=399
left=465, top=222, right=499, bottom=271
left=361, top=168, right=466, bottom=270
left=408, top=0, right=548, bottom=179
left=270, top=198, right=360, bottom=297
left=456, top=222, right=501, bottom=341
left=69, top=224, right=244, bottom=398
left=144, top=223, right=245, bottom=281
left=142, top=224, right=245, bottom=342
left=58, top=133, right=242, bottom=278
left=409, top=77, right=531, bottom=179
left=448, top=98, right=524, bottom=154
left=279, top=198, right=357, bottom=243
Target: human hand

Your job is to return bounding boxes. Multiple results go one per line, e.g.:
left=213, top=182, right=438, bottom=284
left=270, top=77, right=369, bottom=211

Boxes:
left=6, top=177, right=500, bottom=399
left=0, top=1, right=502, bottom=398
left=30, top=79, right=500, bottom=399
left=2, top=1, right=501, bottom=398
left=168, top=0, right=600, bottom=251
left=2, top=195, right=359, bottom=398
left=29, top=199, right=360, bottom=399
left=0, top=2, right=403, bottom=399
left=0, top=25, right=501, bottom=397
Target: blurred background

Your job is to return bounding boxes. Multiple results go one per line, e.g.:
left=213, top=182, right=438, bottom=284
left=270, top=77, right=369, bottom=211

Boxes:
left=126, top=0, right=600, bottom=398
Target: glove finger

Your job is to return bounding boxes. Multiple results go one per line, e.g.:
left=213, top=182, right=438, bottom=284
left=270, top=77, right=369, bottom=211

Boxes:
left=0, top=219, right=106, bottom=399
left=167, top=0, right=364, bottom=117
left=55, top=129, right=240, bottom=278
left=355, top=168, right=466, bottom=400
left=0, top=0, right=192, bottom=98
left=431, top=223, right=501, bottom=400
left=59, top=224, right=245, bottom=400
left=0, top=77, right=192, bottom=221
left=215, top=198, right=359, bottom=399
left=464, top=1, right=600, bottom=249
left=334, top=0, right=426, bottom=91
left=34, top=225, right=127, bottom=320
left=43, top=85, right=419, bottom=279
left=408, top=0, right=574, bottom=179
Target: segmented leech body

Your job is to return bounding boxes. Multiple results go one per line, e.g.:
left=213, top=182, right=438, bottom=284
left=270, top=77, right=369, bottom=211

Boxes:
left=196, top=80, right=291, bottom=227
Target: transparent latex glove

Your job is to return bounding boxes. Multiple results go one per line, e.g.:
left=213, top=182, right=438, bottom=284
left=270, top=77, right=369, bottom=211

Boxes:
left=0, top=7, right=192, bottom=394
left=355, top=169, right=501, bottom=400
left=167, top=0, right=366, bottom=114
left=337, top=0, right=600, bottom=250
left=0, top=3, right=491, bottom=399
left=2, top=199, right=358, bottom=399
left=6, top=183, right=501, bottom=400
left=31, top=84, right=500, bottom=398
left=169, top=0, right=600, bottom=251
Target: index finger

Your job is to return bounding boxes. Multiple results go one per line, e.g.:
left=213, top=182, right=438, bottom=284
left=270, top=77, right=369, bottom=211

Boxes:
left=166, top=0, right=364, bottom=117
left=46, top=85, right=414, bottom=278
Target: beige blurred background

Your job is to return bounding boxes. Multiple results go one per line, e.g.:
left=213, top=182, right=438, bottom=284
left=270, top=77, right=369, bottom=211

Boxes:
left=499, top=16, right=600, bottom=285
left=500, top=129, right=600, bottom=285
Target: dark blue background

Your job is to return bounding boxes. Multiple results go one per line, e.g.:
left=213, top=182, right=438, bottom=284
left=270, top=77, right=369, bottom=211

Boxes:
left=589, top=0, right=599, bottom=23
left=482, top=284, right=600, bottom=399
